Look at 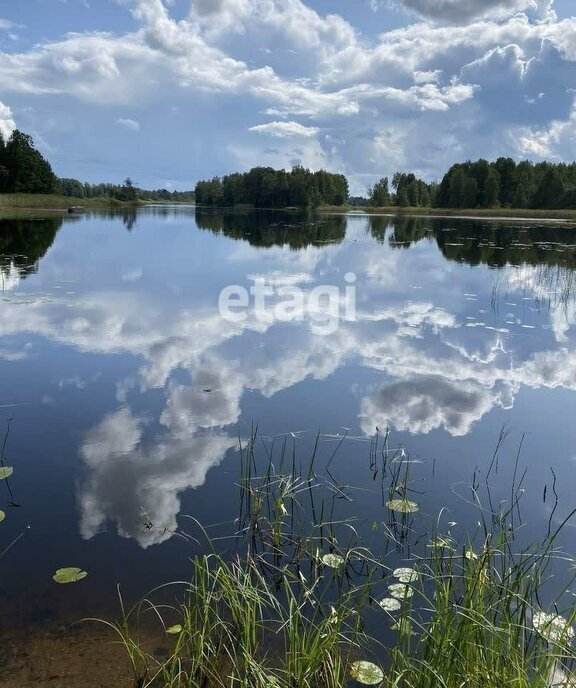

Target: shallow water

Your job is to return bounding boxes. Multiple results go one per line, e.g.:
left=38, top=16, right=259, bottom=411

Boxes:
left=1, top=206, right=576, bottom=630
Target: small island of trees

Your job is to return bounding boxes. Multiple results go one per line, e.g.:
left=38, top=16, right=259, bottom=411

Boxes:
left=195, top=166, right=348, bottom=209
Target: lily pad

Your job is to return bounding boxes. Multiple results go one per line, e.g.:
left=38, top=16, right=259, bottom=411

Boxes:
left=392, top=618, right=415, bottom=636
left=386, top=499, right=419, bottom=514
left=0, top=467, right=14, bottom=480
left=393, top=567, right=419, bottom=583
left=350, top=660, right=384, bottom=685
left=53, top=567, right=88, bottom=584
left=388, top=583, right=414, bottom=600
left=166, top=624, right=183, bottom=635
left=378, top=597, right=401, bottom=612
left=322, top=553, right=344, bottom=568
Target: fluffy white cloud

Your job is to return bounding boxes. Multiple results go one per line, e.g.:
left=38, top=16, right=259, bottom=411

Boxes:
left=515, top=109, right=576, bottom=158
left=249, top=120, right=320, bottom=138
left=0, top=100, right=15, bottom=139
left=0, top=0, right=573, bottom=189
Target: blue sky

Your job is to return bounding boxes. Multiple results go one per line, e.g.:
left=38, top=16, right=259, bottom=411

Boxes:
left=0, top=0, right=575, bottom=193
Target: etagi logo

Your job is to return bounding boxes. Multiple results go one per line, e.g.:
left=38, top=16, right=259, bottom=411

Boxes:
left=218, top=273, right=357, bottom=336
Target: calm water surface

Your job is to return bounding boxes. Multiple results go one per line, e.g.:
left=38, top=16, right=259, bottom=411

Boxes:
left=1, top=206, right=576, bottom=625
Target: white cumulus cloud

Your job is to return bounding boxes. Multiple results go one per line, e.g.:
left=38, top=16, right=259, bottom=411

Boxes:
left=0, top=100, right=15, bottom=139
left=249, top=120, right=320, bottom=138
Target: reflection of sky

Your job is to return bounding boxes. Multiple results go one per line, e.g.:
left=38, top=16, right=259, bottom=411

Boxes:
left=1, top=210, right=576, bottom=551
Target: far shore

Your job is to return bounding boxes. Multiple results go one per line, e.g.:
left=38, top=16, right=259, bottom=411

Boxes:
left=3, top=194, right=576, bottom=223
left=0, top=193, right=176, bottom=212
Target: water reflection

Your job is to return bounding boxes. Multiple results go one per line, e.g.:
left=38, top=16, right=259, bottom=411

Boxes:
left=79, top=407, right=236, bottom=547
left=1, top=208, right=576, bottom=552
left=369, top=214, right=576, bottom=270
left=195, top=207, right=347, bottom=248
left=0, top=216, right=63, bottom=288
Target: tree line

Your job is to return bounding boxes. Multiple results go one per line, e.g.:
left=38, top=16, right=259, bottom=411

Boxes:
left=435, top=159, right=576, bottom=210
left=60, top=177, right=195, bottom=203
left=0, top=129, right=194, bottom=202
left=3, top=126, right=576, bottom=210
left=368, top=159, right=576, bottom=210
left=195, top=166, right=348, bottom=208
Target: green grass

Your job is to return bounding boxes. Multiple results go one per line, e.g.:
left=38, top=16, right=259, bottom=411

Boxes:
left=0, top=193, right=144, bottom=210
left=94, top=433, right=576, bottom=687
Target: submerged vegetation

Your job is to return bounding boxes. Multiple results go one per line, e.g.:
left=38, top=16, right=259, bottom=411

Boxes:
left=93, top=431, right=576, bottom=688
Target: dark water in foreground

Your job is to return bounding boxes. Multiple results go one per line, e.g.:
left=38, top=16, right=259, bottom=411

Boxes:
left=1, top=206, right=576, bottom=626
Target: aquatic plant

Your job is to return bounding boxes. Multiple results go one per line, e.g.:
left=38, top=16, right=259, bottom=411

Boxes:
left=93, top=430, right=576, bottom=688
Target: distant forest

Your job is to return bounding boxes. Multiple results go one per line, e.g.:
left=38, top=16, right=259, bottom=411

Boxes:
left=367, top=159, right=576, bottom=210
left=3, top=127, right=576, bottom=211
left=198, top=160, right=576, bottom=211
left=0, top=129, right=195, bottom=202
left=195, top=167, right=348, bottom=208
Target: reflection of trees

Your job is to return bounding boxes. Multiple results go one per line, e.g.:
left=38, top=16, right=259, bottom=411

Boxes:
left=195, top=208, right=346, bottom=249
left=86, top=205, right=197, bottom=229
left=369, top=215, right=432, bottom=247
left=0, top=216, right=63, bottom=284
left=386, top=217, right=576, bottom=271
left=433, top=221, right=576, bottom=270
left=378, top=215, right=576, bottom=311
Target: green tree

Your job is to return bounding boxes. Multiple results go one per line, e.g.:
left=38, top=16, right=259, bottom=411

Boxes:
left=121, top=177, right=138, bottom=202
left=2, top=130, right=58, bottom=194
left=407, top=180, right=419, bottom=207
left=494, top=157, right=516, bottom=207
left=483, top=167, right=501, bottom=208
left=368, top=177, right=390, bottom=207
left=448, top=168, right=467, bottom=208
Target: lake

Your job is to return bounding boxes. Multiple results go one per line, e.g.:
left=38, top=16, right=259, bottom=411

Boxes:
left=1, top=206, right=576, bottom=632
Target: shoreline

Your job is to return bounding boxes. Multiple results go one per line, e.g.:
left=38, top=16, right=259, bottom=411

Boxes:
left=3, top=195, right=576, bottom=224
left=0, top=193, right=153, bottom=212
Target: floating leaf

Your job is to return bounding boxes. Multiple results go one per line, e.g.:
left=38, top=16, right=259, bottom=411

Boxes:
left=0, top=510, right=5, bottom=522
left=378, top=597, right=401, bottom=612
left=53, top=567, right=88, bottom=584
left=393, top=567, right=419, bottom=583
left=166, top=624, right=183, bottom=635
left=350, top=660, right=384, bottom=685
left=392, top=618, right=415, bottom=636
left=533, top=611, right=575, bottom=645
left=427, top=536, right=455, bottom=551
left=388, top=583, right=414, bottom=600
left=386, top=499, right=419, bottom=514
left=0, top=467, right=13, bottom=480
left=322, top=553, right=344, bottom=568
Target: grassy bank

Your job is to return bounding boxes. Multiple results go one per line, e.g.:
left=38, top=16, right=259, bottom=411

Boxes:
left=97, top=434, right=576, bottom=688
left=0, top=193, right=145, bottom=211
